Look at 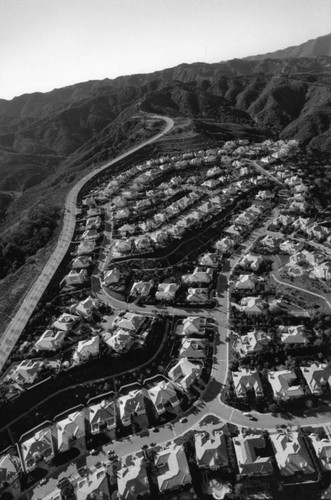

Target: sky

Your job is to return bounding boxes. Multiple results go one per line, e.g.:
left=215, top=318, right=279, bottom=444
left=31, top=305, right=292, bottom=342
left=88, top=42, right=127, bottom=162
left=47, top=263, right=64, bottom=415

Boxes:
left=0, top=0, right=330, bottom=100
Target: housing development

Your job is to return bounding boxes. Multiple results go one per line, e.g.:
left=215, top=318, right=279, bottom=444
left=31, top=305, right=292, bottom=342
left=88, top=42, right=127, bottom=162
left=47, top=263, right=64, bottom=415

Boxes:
left=1, top=117, right=331, bottom=500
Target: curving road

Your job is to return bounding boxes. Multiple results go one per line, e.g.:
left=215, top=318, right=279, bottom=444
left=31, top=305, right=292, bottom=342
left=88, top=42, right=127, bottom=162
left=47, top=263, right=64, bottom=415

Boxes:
left=0, top=114, right=174, bottom=372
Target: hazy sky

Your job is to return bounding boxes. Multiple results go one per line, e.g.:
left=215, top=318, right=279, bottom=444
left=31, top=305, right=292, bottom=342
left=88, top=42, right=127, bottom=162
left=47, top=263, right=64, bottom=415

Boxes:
left=1, top=0, right=330, bottom=100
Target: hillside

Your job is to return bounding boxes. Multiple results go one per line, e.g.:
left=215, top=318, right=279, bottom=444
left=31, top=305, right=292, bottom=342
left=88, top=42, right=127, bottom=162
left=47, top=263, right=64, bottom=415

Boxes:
left=1, top=33, right=331, bottom=324
left=246, top=32, right=331, bottom=60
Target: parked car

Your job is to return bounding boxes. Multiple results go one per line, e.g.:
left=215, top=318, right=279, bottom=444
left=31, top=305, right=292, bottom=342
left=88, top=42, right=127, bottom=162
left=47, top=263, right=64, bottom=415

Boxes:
left=179, top=417, right=188, bottom=423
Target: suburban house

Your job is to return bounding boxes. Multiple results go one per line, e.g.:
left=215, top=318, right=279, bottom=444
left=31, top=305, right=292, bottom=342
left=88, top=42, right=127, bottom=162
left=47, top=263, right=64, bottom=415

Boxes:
left=85, top=216, right=102, bottom=230
left=179, top=338, right=207, bottom=360
left=309, top=433, right=331, bottom=471
left=235, top=274, right=260, bottom=291
left=168, top=357, right=202, bottom=391
left=268, top=370, right=305, bottom=401
left=176, top=316, right=207, bottom=337
left=81, top=229, right=99, bottom=241
left=278, top=325, right=308, bottom=345
left=71, top=296, right=99, bottom=318
left=34, top=330, right=66, bottom=352
left=232, top=369, right=263, bottom=398
left=76, top=240, right=95, bottom=256
left=88, top=398, right=116, bottom=435
left=75, top=465, right=111, bottom=500
left=134, top=235, right=153, bottom=253
left=20, top=425, right=55, bottom=473
left=0, top=453, right=20, bottom=497
left=72, top=336, right=100, bottom=365
left=52, top=313, right=79, bottom=332
left=198, top=252, right=219, bottom=268
left=234, top=330, right=271, bottom=357
left=186, top=288, right=209, bottom=304
left=195, top=428, right=229, bottom=469
left=215, top=237, right=235, bottom=254
left=259, top=235, right=280, bottom=252
left=270, top=432, right=315, bottom=476
left=4, top=359, right=44, bottom=386
left=64, top=269, right=88, bottom=286
left=72, top=256, right=92, bottom=269
left=104, top=268, right=121, bottom=285
left=300, top=363, right=331, bottom=395
left=239, top=296, right=268, bottom=315
left=103, top=330, right=133, bottom=353
left=233, top=433, right=274, bottom=476
left=150, top=230, right=169, bottom=247
left=55, top=408, right=86, bottom=453
left=239, top=253, right=263, bottom=271
left=112, top=239, right=132, bottom=257
left=311, top=262, right=331, bottom=280
left=118, top=389, right=148, bottom=428
left=148, top=380, right=180, bottom=415
left=118, top=223, right=136, bottom=237
left=129, top=281, right=153, bottom=298
left=155, top=283, right=178, bottom=302
left=113, top=313, right=145, bottom=332
left=155, top=444, right=192, bottom=493
left=117, top=455, right=150, bottom=500
left=279, top=240, right=303, bottom=254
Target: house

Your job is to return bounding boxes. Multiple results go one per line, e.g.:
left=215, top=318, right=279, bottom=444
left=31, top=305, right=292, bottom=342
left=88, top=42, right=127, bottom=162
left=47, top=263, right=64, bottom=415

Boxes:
left=311, top=261, right=331, bottom=280
left=195, top=428, right=229, bottom=469
left=235, top=274, right=259, bottom=291
left=239, top=253, right=263, bottom=271
left=35, top=330, right=66, bottom=352
left=76, top=240, right=95, bottom=256
left=233, top=433, right=273, bottom=476
left=168, top=357, right=202, bottom=390
left=134, top=235, right=152, bottom=253
left=270, top=432, right=315, bottom=476
left=72, top=256, right=92, bottom=269
left=103, top=329, right=133, bottom=353
left=278, top=325, right=308, bottom=344
left=117, top=455, right=150, bottom=500
left=129, top=281, right=153, bottom=298
left=81, top=229, right=99, bottom=241
left=150, top=230, right=169, bottom=247
left=309, top=434, right=331, bottom=471
left=85, top=216, right=102, bottom=230
left=215, top=237, right=235, bottom=254
left=232, top=369, right=263, bottom=398
left=300, top=363, right=331, bottom=395
left=186, top=287, right=209, bottom=304
left=113, top=312, right=145, bottom=332
left=177, top=316, right=207, bottom=336
left=104, top=268, right=121, bottom=285
left=88, top=399, right=116, bottom=434
left=55, top=408, right=86, bottom=453
left=148, top=380, right=180, bottom=414
left=179, top=338, right=206, bottom=360
left=113, top=239, right=132, bottom=256
left=20, top=425, right=55, bottom=472
left=155, top=444, right=192, bottom=493
left=115, top=208, right=130, bottom=220
left=240, top=296, right=268, bottom=315
left=0, top=453, right=20, bottom=495
left=268, top=370, right=305, bottom=401
left=155, top=283, right=178, bottom=302
left=72, top=296, right=99, bottom=318
left=202, top=179, right=220, bottom=189
left=52, top=313, right=78, bottom=332
left=182, top=267, right=213, bottom=284
left=234, top=330, right=271, bottom=357
left=118, top=389, right=147, bottom=427
left=5, top=359, right=44, bottom=386
left=259, top=235, right=280, bottom=252
left=72, top=336, right=99, bottom=364
left=118, top=224, right=136, bottom=237
left=75, top=465, right=111, bottom=500
left=198, top=252, right=218, bottom=268
left=64, top=269, right=88, bottom=286
left=279, top=239, right=303, bottom=254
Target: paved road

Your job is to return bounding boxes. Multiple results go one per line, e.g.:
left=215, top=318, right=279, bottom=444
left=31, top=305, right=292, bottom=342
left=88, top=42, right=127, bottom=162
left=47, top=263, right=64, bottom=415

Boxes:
left=0, top=114, right=174, bottom=372
left=246, top=159, right=286, bottom=188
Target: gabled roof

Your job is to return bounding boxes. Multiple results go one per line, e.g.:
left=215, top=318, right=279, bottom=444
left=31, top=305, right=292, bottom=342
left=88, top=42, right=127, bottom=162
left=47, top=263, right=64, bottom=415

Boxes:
left=103, top=329, right=133, bottom=352
left=300, top=363, right=331, bottom=394
left=268, top=370, right=304, bottom=400
left=195, top=429, right=229, bottom=468
left=56, top=410, right=85, bottom=452
left=233, top=433, right=273, bottom=476
left=0, top=454, right=19, bottom=488
left=88, top=399, right=115, bottom=426
left=20, top=426, right=54, bottom=469
left=270, top=431, right=315, bottom=476
left=118, top=390, right=146, bottom=421
left=155, top=444, right=191, bottom=492
left=73, top=336, right=99, bottom=363
left=35, top=330, right=66, bottom=352
left=232, top=369, right=263, bottom=398
left=148, top=380, right=179, bottom=411
left=179, top=338, right=206, bottom=359
left=168, top=357, right=202, bottom=390
left=114, top=313, right=145, bottom=332
left=117, top=455, right=150, bottom=500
